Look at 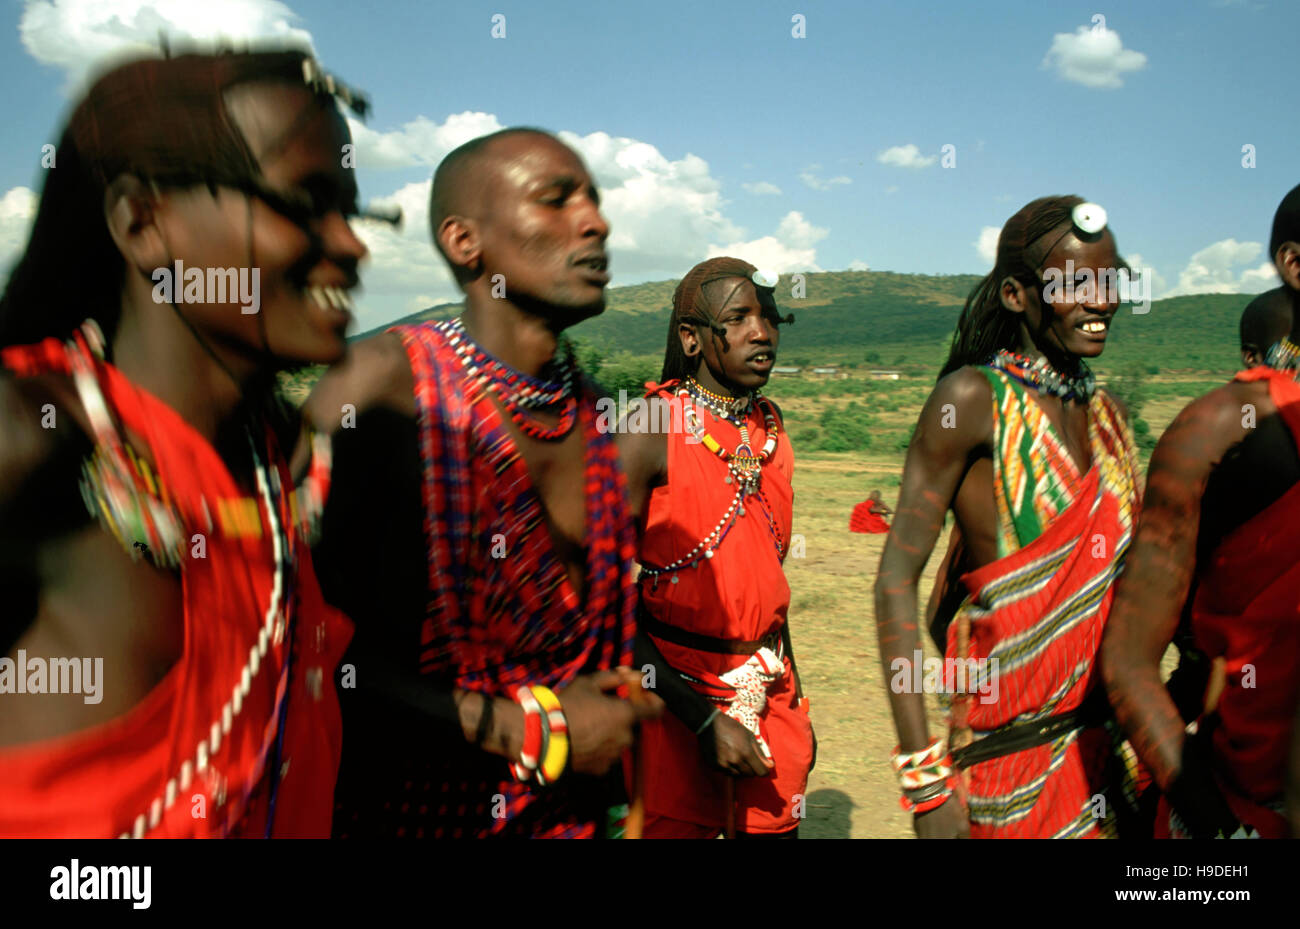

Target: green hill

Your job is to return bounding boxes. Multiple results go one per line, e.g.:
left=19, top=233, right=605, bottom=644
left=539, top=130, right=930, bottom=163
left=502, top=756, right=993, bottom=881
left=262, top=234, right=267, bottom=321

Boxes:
left=353, top=270, right=1251, bottom=377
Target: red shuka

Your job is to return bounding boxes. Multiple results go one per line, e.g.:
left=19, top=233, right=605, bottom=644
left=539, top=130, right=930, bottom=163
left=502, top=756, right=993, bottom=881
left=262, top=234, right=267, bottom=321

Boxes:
left=637, top=385, right=813, bottom=835
left=0, top=335, right=350, bottom=838
left=1181, top=367, right=1300, bottom=838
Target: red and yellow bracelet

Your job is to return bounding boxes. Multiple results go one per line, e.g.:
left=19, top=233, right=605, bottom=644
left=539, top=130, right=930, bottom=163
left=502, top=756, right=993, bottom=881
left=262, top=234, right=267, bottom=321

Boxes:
left=531, top=685, right=570, bottom=785
left=511, top=687, right=545, bottom=782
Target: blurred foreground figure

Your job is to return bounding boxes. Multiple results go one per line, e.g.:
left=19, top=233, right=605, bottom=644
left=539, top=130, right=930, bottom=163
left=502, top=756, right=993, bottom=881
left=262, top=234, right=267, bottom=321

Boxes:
left=0, top=49, right=369, bottom=837
left=875, top=196, right=1144, bottom=838
left=619, top=257, right=813, bottom=838
left=309, top=128, right=661, bottom=838
left=1103, top=185, right=1300, bottom=838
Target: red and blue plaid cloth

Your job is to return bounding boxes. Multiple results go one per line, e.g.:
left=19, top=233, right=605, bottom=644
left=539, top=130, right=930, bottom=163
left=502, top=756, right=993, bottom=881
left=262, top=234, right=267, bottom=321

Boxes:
left=391, top=319, right=636, bottom=837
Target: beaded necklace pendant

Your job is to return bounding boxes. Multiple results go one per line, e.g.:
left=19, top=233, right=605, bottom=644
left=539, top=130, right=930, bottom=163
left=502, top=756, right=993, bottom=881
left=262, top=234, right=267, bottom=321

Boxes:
left=987, top=349, right=1096, bottom=403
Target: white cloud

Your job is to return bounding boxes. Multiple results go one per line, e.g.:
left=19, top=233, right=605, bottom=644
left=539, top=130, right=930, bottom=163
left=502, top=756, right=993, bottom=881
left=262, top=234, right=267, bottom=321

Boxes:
left=1041, top=22, right=1148, bottom=90
left=799, top=166, right=851, bottom=191
left=345, top=112, right=505, bottom=171
left=847, top=259, right=871, bottom=271
left=742, top=181, right=782, bottom=196
left=1167, top=239, right=1279, bottom=296
left=707, top=210, right=828, bottom=273
left=884, top=185, right=899, bottom=195
left=20, top=0, right=314, bottom=92
left=975, top=226, right=1001, bottom=265
left=1121, top=253, right=1168, bottom=299
left=877, top=144, right=936, bottom=170
left=0, top=187, right=39, bottom=287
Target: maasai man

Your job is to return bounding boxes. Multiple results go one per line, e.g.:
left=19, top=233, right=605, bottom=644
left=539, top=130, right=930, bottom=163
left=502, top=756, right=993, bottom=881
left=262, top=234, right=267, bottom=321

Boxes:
left=308, top=128, right=661, bottom=838
left=618, top=256, right=813, bottom=838
left=1240, top=287, right=1294, bottom=369
left=1102, top=186, right=1300, bottom=839
left=875, top=196, right=1143, bottom=838
left=0, top=49, right=368, bottom=837
left=850, top=490, right=892, bottom=534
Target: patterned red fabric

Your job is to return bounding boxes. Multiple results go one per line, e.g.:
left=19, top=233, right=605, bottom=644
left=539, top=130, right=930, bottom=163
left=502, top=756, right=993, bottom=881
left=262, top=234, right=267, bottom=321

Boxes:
left=637, top=383, right=813, bottom=835
left=0, top=335, right=350, bottom=838
left=390, top=320, right=637, bottom=838
left=1183, top=367, right=1300, bottom=838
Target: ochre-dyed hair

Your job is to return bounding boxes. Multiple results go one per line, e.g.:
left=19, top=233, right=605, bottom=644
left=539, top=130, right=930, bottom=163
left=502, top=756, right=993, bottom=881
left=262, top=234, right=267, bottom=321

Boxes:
left=939, top=195, right=1093, bottom=380
left=0, top=48, right=365, bottom=348
left=661, top=256, right=762, bottom=382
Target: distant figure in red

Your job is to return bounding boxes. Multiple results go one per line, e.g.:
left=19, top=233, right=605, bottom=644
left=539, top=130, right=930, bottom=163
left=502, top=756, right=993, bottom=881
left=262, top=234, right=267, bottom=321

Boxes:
left=851, top=490, right=893, bottom=533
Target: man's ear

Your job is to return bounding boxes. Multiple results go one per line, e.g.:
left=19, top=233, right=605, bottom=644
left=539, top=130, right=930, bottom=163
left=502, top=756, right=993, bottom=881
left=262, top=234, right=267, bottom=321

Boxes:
left=438, top=215, right=481, bottom=276
left=1000, top=275, right=1029, bottom=315
left=1274, top=242, right=1300, bottom=291
left=103, top=175, right=169, bottom=273
left=678, top=321, right=700, bottom=360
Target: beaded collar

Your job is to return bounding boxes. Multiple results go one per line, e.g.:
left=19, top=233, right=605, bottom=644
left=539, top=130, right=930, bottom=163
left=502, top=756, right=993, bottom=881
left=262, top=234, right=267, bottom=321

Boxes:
left=438, top=316, right=577, bottom=441
left=683, top=376, right=751, bottom=425
left=1264, top=336, right=1300, bottom=372
left=986, top=349, right=1096, bottom=403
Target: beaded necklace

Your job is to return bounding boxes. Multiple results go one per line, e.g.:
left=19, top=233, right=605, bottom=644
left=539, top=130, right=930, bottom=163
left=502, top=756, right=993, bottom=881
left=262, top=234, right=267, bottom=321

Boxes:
left=1264, top=336, right=1300, bottom=373
left=986, top=349, right=1096, bottom=403
left=70, top=322, right=331, bottom=569
left=640, top=389, right=784, bottom=586
left=684, top=376, right=750, bottom=425
left=438, top=317, right=577, bottom=441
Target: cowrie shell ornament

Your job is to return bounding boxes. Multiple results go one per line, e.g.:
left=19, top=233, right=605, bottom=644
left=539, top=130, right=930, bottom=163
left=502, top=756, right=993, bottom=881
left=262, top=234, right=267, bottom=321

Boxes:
left=1072, top=203, right=1107, bottom=235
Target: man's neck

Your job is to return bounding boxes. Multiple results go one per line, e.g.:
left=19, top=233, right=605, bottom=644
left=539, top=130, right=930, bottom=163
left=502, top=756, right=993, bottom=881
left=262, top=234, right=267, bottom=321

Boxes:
left=689, top=361, right=747, bottom=399
left=110, top=300, right=255, bottom=444
left=1016, top=327, right=1079, bottom=376
left=461, top=295, right=561, bottom=377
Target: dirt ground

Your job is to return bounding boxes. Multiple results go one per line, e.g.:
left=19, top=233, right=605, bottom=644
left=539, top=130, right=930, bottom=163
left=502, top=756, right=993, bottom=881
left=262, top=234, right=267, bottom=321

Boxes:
left=785, top=456, right=949, bottom=838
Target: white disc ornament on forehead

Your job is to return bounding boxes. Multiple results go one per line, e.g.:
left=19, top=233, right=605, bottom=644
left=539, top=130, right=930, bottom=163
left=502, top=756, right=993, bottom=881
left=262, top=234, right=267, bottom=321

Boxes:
left=752, top=269, right=779, bottom=289
left=1072, top=203, right=1107, bottom=235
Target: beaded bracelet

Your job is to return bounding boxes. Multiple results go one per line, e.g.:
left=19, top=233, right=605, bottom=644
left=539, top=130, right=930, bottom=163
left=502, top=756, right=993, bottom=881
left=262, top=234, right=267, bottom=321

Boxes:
left=531, top=686, right=570, bottom=785
left=891, top=737, right=953, bottom=791
left=511, top=687, right=545, bottom=782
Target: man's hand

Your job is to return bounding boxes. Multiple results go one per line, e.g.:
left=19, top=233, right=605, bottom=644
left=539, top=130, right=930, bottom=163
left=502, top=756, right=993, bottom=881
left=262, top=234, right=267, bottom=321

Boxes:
left=699, top=713, right=773, bottom=777
left=913, top=794, right=969, bottom=839
left=558, top=668, right=663, bottom=776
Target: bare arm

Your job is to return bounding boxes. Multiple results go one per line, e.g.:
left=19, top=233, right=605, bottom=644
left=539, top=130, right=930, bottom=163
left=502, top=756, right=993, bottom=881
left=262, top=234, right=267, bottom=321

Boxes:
left=874, top=368, right=992, bottom=753
left=1102, top=388, right=1247, bottom=791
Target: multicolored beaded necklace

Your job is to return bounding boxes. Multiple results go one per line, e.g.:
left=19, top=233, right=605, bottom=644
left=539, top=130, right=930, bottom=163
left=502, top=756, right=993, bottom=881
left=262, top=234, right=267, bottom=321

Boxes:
left=70, top=322, right=332, bottom=570
left=1264, top=336, right=1300, bottom=373
left=640, top=383, right=785, bottom=587
left=438, top=317, right=577, bottom=441
left=684, top=376, right=750, bottom=425
left=986, top=349, right=1096, bottom=403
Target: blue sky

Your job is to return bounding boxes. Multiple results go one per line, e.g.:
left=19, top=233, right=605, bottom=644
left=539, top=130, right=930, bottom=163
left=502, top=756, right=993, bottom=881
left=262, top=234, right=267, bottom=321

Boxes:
left=1, top=0, right=1295, bottom=331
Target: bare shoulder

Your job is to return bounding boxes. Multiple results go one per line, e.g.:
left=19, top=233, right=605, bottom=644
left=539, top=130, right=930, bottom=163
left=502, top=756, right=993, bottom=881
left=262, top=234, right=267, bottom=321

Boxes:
left=304, top=331, right=415, bottom=431
left=914, top=366, right=994, bottom=450
left=1150, top=382, right=1258, bottom=475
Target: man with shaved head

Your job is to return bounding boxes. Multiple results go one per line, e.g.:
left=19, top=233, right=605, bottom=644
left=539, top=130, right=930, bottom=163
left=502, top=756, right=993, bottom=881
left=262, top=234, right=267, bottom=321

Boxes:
left=1103, top=185, right=1300, bottom=838
left=308, top=128, right=660, bottom=838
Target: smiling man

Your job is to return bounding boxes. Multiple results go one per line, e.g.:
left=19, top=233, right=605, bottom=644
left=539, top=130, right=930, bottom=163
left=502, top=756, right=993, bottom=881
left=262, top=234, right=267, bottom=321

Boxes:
left=0, top=50, right=366, bottom=837
left=875, top=196, right=1143, bottom=838
left=308, top=128, right=661, bottom=838
left=618, top=256, right=813, bottom=838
